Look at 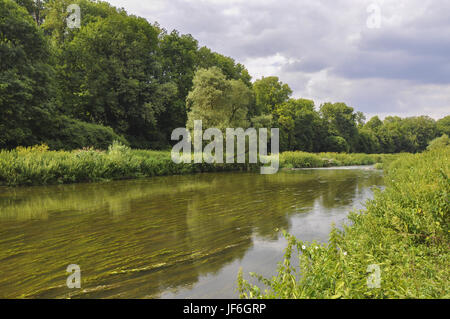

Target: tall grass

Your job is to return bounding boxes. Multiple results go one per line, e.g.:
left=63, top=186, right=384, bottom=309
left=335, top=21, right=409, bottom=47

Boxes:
left=0, top=142, right=258, bottom=186
left=1, top=142, right=399, bottom=187
left=238, top=147, right=450, bottom=298
left=280, top=151, right=398, bottom=169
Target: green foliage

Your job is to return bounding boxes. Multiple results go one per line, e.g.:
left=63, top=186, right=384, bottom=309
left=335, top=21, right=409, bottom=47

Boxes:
left=196, top=46, right=252, bottom=87
left=356, top=129, right=381, bottom=154
left=280, top=152, right=397, bottom=169
left=0, top=0, right=55, bottom=148
left=0, top=143, right=259, bottom=186
left=437, top=116, right=450, bottom=136
left=252, top=76, right=292, bottom=116
left=275, top=98, right=320, bottom=152
left=280, top=152, right=326, bottom=168
left=186, top=67, right=251, bottom=131
left=366, top=116, right=440, bottom=154
left=57, top=11, right=166, bottom=147
left=43, top=116, right=128, bottom=150
left=0, top=145, right=400, bottom=187
left=158, top=30, right=199, bottom=140
left=324, top=136, right=349, bottom=153
left=238, top=147, right=450, bottom=298
left=320, top=102, right=359, bottom=152
left=427, top=134, right=450, bottom=151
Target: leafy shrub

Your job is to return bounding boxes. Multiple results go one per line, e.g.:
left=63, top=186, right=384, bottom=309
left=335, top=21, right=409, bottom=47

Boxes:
left=43, top=116, right=128, bottom=150
left=427, top=134, right=450, bottom=151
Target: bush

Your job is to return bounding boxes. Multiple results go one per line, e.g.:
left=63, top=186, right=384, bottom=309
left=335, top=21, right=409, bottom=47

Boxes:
left=42, top=116, right=128, bottom=150
left=427, top=134, right=450, bottom=151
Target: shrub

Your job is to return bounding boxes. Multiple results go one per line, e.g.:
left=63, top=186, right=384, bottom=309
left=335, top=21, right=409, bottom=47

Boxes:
left=427, top=134, right=450, bottom=151
left=40, top=116, right=128, bottom=150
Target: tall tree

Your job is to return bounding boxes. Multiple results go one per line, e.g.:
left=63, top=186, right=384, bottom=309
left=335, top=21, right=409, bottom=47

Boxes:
left=437, top=115, right=450, bottom=136
left=320, top=102, right=359, bottom=152
left=56, top=12, right=172, bottom=148
left=13, top=0, right=45, bottom=25
left=275, top=98, right=318, bottom=151
left=196, top=47, right=252, bottom=87
left=158, top=30, right=199, bottom=139
left=252, top=76, right=292, bottom=117
left=186, top=67, right=251, bottom=131
left=0, top=0, right=55, bottom=148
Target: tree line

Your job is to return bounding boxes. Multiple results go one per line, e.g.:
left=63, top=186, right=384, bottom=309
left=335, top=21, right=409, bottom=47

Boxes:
left=1, top=0, right=449, bottom=153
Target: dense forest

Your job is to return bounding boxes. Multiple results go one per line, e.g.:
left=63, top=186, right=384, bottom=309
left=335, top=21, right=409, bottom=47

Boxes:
left=1, top=0, right=449, bottom=153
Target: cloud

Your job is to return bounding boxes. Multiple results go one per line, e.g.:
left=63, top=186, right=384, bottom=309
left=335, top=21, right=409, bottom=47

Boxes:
left=106, top=0, right=450, bottom=119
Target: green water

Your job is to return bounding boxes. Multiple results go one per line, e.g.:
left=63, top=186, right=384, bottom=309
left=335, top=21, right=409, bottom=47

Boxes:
left=0, top=167, right=383, bottom=298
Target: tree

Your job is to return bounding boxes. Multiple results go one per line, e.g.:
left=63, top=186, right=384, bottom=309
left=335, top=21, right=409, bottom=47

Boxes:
left=275, top=98, right=318, bottom=151
left=364, top=116, right=383, bottom=132
left=401, top=116, right=438, bottom=152
left=355, top=111, right=366, bottom=128
left=42, top=0, right=120, bottom=43
left=427, top=134, right=449, bottom=151
left=56, top=12, right=171, bottom=148
left=186, top=67, right=251, bottom=131
left=158, top=30, right=199, bottom=140
left=377, top=116, right=408, bottom=153
left=228, top=79, right=253, bottom=128
left=196, top=46, right=252, bottom=87
left=252, top=76, right=292, bottom=117
left=320, top=102, right=359, bottom=152
left=0, top=0, right=55, bottom=148
left=356, top=128, right=381, bottom=153
left=13, top=0, right=46, bottom=24
left=324, top=136, right=349, bottom=153
left=437, top=115, right=450, bottom=136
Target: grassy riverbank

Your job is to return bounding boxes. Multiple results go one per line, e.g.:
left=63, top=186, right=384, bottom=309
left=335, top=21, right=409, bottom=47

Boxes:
left=280, top=151, right=398, bottom=169
left=238, top=147, right=450, bottom=298
left=1, top=142, right=398, bottom=186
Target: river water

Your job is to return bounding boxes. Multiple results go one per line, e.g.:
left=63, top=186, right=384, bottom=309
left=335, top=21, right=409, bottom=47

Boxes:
left=0, top=167, right=383, bottom=298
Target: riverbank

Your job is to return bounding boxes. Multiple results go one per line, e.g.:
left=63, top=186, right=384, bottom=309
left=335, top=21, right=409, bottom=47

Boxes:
left=238, top=147, right=450, bottom=298
left=0, top=142, right=399, bottom=187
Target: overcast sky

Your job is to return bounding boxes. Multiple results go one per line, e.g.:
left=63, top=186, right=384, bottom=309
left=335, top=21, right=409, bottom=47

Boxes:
left=106, top=0, right=449, bottom=119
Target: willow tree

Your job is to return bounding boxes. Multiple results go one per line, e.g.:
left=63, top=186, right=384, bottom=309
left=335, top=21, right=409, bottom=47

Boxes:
left=186, top=67, right=252, bottom=131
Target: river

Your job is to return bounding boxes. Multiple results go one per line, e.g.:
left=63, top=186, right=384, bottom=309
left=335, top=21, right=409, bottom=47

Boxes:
left=0, top=167, right=383, bottom=298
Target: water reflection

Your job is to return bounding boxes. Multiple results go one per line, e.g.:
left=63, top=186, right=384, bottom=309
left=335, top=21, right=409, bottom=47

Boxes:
left=0, top=169, right=383, bottom=298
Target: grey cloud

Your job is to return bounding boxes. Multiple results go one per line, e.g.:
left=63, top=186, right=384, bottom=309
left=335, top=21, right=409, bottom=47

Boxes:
left=334, top=50, right=450, bottom=84
left=106, top=0, right=450, bottom=119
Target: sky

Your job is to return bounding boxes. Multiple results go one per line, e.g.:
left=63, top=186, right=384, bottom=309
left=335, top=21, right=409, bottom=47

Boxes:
left=106, top=0, right=450, bottom=119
